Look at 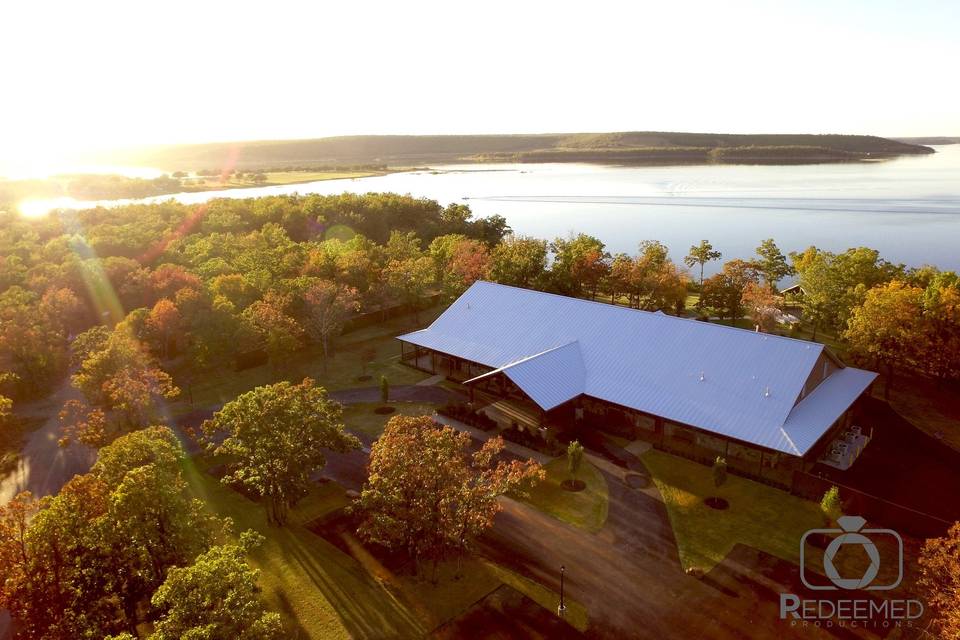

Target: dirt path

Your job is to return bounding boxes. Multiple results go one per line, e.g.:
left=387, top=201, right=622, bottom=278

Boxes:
left=0, top=379, right=96, bottom=505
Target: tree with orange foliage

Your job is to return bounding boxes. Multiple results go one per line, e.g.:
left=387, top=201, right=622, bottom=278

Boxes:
left=242, top=291, right=304, bottom=368
left=918, top=522, right=960, bottom=639
left=741, top=281, right=781, bottom=332
left=146, top=298, right=182, bottom=358
left=65, top=326, right=179, bottom=441
left=357, top=416, right=544, bottom=577
left=302, top=280, right=360, bottom=362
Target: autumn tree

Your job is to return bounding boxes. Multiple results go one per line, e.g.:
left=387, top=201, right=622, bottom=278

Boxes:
left=68, top=326, right=179, bottom=439
left=357, top=416, right=543, bottom=576
left=147, top=531, right=283, bottom=640
left=242, top=290, right=304, bottom=367
left=844, top=281, right=924, bottom=399
left=0, top=427, right=223, bottom=637
left=741, top=281, right=781, bottom=332
left=202, top=379, right=360, bottom=525
left=684, top=239, right=722, bottom=297
left=700, top=259, right=759, bottom=322
left=146, top=298, right=182, bottom=358
left=918, top=522, right=960, bottom=639
left=446, top=237, right=492, bottom=295
left=302, top=280, right=360, bottom=361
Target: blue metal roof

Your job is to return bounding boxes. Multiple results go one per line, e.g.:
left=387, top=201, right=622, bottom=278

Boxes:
left=398, top=281, right=876, bottom=456
left=465, top=341, right=586, bottom=411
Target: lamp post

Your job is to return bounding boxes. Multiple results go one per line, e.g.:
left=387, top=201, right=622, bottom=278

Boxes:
left=557, top=565, right=567, bottom=618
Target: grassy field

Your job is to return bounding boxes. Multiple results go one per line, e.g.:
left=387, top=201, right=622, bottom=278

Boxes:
left=183, top=456, right=420, bottom=639
left=342, top=402, right=438, bottom=440
left=641, top=449, right=906, bottom=588
left=189, top=170, right=387, bottom=190
left=184, top=453, right=588, bottom=637
left=641, top=449, right=823, bottom=573
left=521, top=458, right=609, bottom=532
left=170, top=305, right=443, bottom=415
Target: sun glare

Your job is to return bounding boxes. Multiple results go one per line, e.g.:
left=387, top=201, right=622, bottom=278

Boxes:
left=18, top=198, right=70, bottom=219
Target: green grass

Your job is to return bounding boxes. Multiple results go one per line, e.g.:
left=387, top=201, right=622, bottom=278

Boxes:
left=641, top=449, right=824, bottom=573
left=171, top=306, right=443, bottom=415
left=184, top=453, right=585, bottom=637
left=521, top=458, right=609, bottom=532
left=484, top=562, right=589, bottom=633
left=342, top=402, right=438, bottom=439
left=642, top=449, right=907, bottom=587
left=182, top=456, right=423, bottom=639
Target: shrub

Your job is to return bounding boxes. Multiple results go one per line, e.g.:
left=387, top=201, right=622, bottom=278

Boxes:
left=712, top=456, right=728, bottom=488
left=820, top=486, right=842, bottom=526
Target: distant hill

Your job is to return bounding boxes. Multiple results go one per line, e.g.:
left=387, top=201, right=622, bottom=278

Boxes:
left=893, top=136, right=960, bottom=145
left=102, top=132, right=934, bottom=171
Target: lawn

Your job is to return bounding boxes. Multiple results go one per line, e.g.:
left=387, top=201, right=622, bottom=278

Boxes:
left=484, top=562, right=589, bottom=633
left=521, top=457, right=609, bottom=532
left=342, top=402, right=438, bottom=440
left=641, top=448, right=907, bottom=589
left=183, top=455, right=423, bottom=639
left=184, top=453, right=588, bottom=637
left=641, top=449, right=824, bottom=573
left=170, top=305, right=443, bottom=415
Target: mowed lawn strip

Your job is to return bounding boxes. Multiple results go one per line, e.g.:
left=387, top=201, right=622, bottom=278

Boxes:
left=521, top=457, right=609, bottom=532
left=641, top=449, right=822, bottom=573
left=484, top=561, right=589, bottom=633
left=181, top=456, right=424, bottom=640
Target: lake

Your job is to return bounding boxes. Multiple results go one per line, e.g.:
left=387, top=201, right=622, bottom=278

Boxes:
left=22, top=145, right=960, bottom=274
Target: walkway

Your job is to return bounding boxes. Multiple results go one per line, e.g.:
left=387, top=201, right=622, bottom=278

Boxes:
left=0, top=379, right=97, bottom=505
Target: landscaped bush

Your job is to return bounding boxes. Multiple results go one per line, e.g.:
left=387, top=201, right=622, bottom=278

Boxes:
left=436, top=402, right=498, bottom=431
left=501, top=426, right=564, bottom=457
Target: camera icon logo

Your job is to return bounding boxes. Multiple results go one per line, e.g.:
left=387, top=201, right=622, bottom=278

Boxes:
left=800, top=515, right=903, bottom=591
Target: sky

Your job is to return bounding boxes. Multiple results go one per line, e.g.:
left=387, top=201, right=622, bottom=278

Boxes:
left=2, top=0, right=957, bottom=170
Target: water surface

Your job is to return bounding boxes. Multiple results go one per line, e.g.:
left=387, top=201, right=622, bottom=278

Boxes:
left=23, top=146, right=960, bottom=273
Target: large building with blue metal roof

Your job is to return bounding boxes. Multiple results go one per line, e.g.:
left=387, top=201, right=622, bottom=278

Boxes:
left=398, top=281, right=877, bottom=486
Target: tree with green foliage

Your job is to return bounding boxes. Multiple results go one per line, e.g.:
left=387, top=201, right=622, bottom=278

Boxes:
left=147, top=531, right=284, bottom=640
left=490, top=235, right=548, bottom=289
left=791, top=246, right=904, bottom=333
left=712, top=456, right=728, bottom=488
left=0, top=427, right=222, bottom=638
left=549, top=233, right=610, bottom=298
left=844, top=281, right=924, bottom=399
left=382, top=255, right=435, bottom=322
left=202, top=378, right=360, bottom=525
left=820, top=485, right=842, bottom=527
left=753, top=238, right=793, bottom=288
left=684, top=240, right=722, bottom=297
